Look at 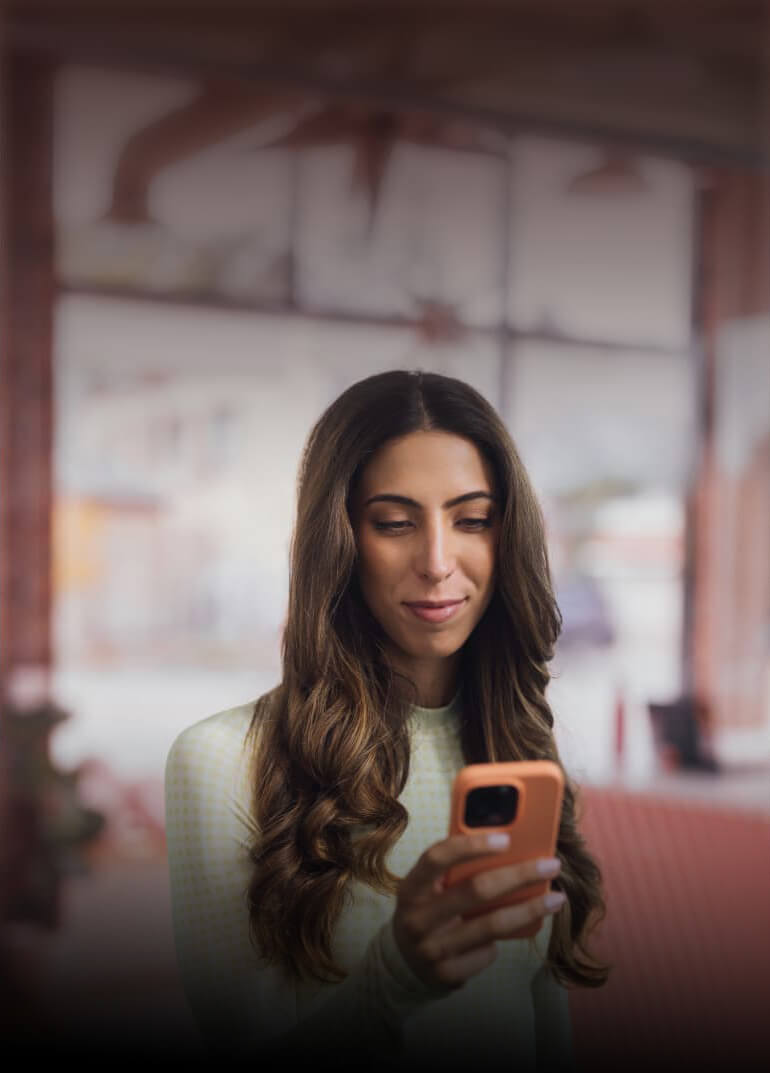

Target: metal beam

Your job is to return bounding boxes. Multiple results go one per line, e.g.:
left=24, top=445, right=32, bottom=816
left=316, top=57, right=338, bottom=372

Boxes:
left=56, top=282, right=692, bottom=358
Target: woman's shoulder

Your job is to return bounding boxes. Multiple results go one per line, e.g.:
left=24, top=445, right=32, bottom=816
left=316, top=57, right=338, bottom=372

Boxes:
left=165, top=684, right=281, bottom=779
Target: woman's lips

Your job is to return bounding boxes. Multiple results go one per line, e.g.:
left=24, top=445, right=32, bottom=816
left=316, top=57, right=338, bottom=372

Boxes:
left=404, top=599, right=467, bottom=623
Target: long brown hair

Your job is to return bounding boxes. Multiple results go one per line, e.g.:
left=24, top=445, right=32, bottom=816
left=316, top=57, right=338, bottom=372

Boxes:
left=245, top=369, right=609, bottom=990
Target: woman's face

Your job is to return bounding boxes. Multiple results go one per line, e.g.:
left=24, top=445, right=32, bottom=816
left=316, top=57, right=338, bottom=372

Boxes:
left=351, top=429, right=501, bottom=681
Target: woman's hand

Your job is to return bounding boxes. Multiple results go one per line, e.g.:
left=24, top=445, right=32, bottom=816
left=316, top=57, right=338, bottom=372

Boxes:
left=392, top=832, right=565, bottom=991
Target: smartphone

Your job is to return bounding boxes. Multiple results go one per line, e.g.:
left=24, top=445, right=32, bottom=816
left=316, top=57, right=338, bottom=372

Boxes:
left=445, top=760, right=564, bottom=938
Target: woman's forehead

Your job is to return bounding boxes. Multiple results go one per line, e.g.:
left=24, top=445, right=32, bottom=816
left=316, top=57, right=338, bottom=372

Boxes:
left=359, top=430, right=491, bottom=488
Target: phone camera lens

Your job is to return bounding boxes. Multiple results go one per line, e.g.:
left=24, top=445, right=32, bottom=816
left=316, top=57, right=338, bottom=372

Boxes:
left=464, top=784, right=519, bottom=828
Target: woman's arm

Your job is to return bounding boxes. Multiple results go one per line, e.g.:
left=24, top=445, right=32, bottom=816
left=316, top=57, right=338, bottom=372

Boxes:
left=531, top=963, right=577, bottom=1073
left=164, top=710, right=450, bottom=1063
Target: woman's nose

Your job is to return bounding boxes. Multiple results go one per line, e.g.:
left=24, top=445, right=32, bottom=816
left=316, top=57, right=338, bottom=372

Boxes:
left=415, top=522, right=456, bottom=580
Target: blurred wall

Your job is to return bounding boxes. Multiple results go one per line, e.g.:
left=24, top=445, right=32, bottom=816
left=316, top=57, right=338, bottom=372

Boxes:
left=693, top=169, right=770, bottom=755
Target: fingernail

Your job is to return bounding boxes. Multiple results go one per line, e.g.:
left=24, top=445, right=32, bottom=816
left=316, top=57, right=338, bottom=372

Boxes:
left=544, top=892, right=566, bottom=911
left=537, top=857, right=561, bottom=876
left=487, top=833, right=509, bottom=848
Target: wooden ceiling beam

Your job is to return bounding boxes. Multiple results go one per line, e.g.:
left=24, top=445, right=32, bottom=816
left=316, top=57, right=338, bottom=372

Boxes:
left=5, top=3, right=768, bottom=69
left=4, top=2, right=767, bottom=166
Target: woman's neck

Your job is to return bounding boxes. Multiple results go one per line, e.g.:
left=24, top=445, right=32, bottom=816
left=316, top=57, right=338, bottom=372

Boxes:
left=390, top=650, right=462, bottom=708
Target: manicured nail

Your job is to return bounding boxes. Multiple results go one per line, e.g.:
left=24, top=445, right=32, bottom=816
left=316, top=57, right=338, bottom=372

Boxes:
left=537, top=857, right=561, bottom=876
left=487, top=833, right=509, bottom=848
left=544, top=892, right=566, bottom=911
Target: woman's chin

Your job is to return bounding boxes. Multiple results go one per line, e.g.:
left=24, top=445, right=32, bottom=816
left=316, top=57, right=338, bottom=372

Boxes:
left=399, top=634, right=466, bottom=660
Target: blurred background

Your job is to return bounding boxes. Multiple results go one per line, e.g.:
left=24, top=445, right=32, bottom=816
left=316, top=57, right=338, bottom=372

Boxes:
left=1, top=1, right=768, bottom=1067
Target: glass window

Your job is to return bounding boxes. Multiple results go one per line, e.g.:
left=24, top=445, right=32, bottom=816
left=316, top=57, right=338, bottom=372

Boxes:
left=295, top=141, right=506, bottom=325
left=504, top=342, right=693, bottom=780
left=55, top=65, right=294, bottom=303
left=507, top=136, right=694, bottom=349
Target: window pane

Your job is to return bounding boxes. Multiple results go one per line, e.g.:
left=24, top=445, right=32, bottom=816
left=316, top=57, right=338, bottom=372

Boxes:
left=507, top=137, right=694, bottom=349
left=296, top=142, right=506, bottom=325
left=503, top=343, right=692, bottom=781
left=506, top=341, right=696, bottom=493
left=55, top=65, right=294, bottom=303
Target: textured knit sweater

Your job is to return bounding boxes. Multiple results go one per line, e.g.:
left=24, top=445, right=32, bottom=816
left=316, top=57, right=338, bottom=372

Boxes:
left=164, top=686, right=575, bottom=1072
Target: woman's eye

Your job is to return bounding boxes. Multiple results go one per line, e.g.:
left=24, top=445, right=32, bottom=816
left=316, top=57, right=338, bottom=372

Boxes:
left=373, top=517, right=492, bottom=532
left=459, top=517, right=493, bottom=530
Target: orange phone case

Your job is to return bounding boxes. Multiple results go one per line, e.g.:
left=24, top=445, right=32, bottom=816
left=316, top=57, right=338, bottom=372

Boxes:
left=445, top=761, right=564, bottom=938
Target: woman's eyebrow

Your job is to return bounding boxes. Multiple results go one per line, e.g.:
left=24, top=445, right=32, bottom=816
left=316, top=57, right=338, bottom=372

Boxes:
left=363, top=491, right=497, bottom=509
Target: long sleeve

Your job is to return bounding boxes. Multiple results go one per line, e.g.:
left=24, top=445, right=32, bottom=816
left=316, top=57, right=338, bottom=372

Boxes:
left=531, top=964, right=577, bottom=1073
left=163, top=706, right=451, bottom=1065
left=260, top=916, right=455, bottom=1067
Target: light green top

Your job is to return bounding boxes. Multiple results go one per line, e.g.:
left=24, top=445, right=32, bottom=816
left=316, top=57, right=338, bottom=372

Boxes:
left=164, top=686, right=574, bottom=1070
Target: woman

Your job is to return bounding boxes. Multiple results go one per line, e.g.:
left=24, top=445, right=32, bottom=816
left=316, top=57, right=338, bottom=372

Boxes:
left=165, top=369, right=608, bottom=1072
